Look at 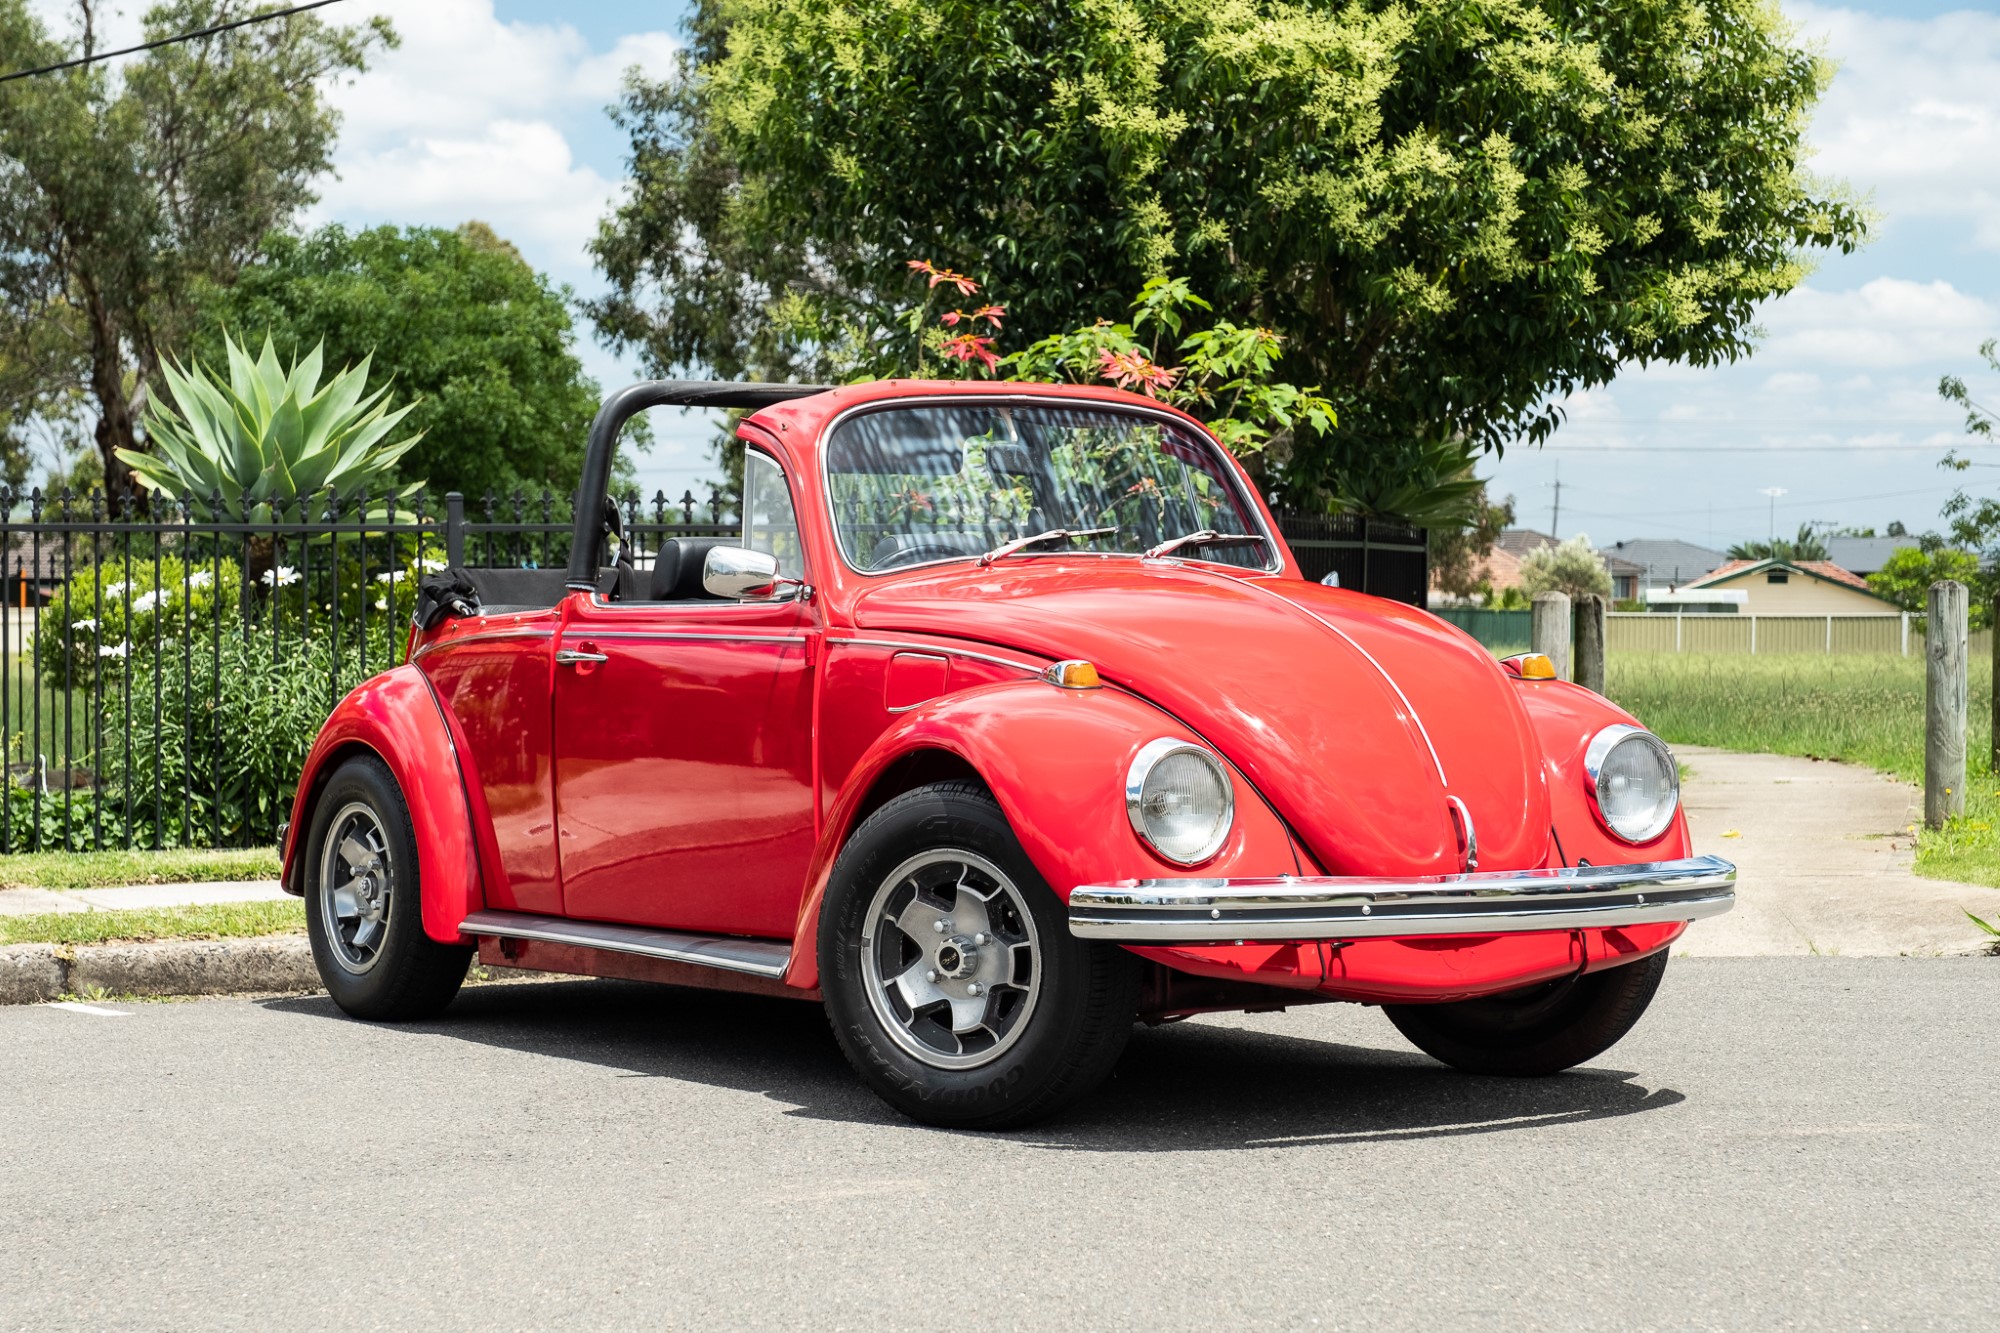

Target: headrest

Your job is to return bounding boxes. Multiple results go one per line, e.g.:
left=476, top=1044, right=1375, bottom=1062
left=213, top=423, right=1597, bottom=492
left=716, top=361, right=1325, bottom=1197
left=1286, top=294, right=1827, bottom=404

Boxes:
left=649, top=537, right=733, bottom=601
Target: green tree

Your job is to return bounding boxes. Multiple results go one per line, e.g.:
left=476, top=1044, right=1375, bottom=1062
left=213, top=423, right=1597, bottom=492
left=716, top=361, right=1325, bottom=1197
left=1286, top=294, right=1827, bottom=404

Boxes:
left=188, top=223, right=604, bottom=501
left=1867, top=546, right=1986, bottom=630
left=592, top=0, right=1864, bottom=517
left=0, top=1, right=389, bottom=507
left=1520, top=533, right=1612, bottom=601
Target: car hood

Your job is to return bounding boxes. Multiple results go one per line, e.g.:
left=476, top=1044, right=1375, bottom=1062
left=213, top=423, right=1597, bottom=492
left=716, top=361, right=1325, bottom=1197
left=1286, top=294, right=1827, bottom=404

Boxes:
left=851, top=560, right=1551, bottom=876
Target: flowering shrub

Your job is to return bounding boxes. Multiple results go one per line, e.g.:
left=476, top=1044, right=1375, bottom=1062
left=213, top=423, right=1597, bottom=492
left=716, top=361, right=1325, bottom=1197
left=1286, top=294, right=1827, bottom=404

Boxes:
left=33, top=555, right=244, bottom=689
left=901, top=261, right=1333, bottom=457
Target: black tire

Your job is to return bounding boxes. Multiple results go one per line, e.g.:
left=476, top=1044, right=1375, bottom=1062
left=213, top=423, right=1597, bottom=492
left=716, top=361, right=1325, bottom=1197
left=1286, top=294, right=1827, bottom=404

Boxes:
left=819, top=781, right=1141, bottom=1130
left=303, top=755, right=471, bottom=1021
left=1384, top=949, right=1670, bottom=1076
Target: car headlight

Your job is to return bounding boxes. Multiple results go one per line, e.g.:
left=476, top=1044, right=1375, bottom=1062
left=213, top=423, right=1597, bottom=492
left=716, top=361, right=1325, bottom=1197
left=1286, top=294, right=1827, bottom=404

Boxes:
left=1584, top=724, right=1679, bottom=844
left=1126, top=738, right=1234, bottom=865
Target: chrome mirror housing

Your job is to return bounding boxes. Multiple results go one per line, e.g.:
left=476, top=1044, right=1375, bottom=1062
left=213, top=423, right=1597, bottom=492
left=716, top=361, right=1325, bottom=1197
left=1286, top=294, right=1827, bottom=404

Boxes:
left=702, top=546, right=805, bottom=601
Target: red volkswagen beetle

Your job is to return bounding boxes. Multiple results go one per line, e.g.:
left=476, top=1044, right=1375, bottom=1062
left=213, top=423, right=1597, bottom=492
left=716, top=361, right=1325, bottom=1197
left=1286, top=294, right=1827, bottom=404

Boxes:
left=281, top=379, right=1734, bottom=1128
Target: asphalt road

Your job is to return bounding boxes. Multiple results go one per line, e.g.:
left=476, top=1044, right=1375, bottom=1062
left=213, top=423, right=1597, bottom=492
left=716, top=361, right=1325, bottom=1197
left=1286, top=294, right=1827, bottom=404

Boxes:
left=2, top=958, right=1995, bottom=1332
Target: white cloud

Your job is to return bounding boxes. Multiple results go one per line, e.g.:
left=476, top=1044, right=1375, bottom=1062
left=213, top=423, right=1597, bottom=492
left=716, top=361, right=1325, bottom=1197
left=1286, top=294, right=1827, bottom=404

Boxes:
left=1759, top=278, right=1997, bottom=368
left=1794, top=3, right=2000, bottom=247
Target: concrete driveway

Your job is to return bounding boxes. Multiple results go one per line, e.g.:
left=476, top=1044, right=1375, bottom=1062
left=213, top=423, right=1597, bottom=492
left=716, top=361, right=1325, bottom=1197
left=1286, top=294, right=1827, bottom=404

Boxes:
left=0, top=961, right=1993, bottom=1331
left=1676, top=746, right=1999, bottom=957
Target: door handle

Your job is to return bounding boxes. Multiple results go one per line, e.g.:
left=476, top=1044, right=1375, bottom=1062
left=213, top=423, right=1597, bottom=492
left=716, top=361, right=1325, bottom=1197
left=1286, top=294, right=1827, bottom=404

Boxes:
left=555, top=649, right=609, bottom=665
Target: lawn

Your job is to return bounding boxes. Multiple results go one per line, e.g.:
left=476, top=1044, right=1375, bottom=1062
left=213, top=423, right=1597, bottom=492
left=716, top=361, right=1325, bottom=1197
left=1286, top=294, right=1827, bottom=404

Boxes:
left=0, top=845, right=280, bottom=889
left=1605, top=652, right=1998, bottom=888
left=0, top=898, right=303, bottom=946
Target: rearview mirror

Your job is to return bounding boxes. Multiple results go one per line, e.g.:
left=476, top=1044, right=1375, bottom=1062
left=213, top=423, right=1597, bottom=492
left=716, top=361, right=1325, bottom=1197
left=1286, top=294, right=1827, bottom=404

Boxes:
left=702, top=546, right=804, bottom=601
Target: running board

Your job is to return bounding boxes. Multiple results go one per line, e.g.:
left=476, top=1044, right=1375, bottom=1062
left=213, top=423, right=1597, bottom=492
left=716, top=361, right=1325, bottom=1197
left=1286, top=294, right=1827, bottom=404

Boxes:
left=458, top=910, right=791, bottom=980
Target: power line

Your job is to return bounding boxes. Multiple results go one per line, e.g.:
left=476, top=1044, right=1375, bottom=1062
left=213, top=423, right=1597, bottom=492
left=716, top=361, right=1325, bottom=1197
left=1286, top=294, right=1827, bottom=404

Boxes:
left=0, top=0, right=346, bottom=85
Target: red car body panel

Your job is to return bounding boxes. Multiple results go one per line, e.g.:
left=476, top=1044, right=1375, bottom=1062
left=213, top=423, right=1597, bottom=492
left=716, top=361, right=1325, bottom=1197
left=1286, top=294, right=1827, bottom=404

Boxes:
left=282, top=665, right=485, bottom=944
left=283, top=378, right=1701, bottom=1007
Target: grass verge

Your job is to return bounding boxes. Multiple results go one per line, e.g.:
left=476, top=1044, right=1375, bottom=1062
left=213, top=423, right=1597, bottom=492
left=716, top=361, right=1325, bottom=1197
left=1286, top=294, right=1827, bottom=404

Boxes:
left=0, top=898, right=303, bottom=946
left=1605, top=652, right=1998, bottom=888
left=0, top=846, right=280, bottom=890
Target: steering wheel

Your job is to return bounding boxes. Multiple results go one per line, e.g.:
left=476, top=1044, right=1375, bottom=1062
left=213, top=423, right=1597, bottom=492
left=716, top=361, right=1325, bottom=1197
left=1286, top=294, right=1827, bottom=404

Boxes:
left=872, top=541, right=974, bottom=571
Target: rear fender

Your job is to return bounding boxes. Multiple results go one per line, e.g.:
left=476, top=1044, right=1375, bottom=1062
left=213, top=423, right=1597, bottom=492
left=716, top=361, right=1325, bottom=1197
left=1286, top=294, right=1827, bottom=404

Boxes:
left=281, top=665, right=485, bottom=944
left=783, top=679, right=1297, bottom=989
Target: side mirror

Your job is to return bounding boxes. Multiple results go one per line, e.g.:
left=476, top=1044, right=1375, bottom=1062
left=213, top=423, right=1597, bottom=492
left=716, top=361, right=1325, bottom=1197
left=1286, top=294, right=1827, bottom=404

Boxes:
left=702, top=546, right=805, bottom=601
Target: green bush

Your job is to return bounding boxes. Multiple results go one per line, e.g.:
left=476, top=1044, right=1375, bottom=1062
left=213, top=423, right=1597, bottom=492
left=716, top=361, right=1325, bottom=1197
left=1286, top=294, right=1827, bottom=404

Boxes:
left=33, top=554, right=244, bottom=689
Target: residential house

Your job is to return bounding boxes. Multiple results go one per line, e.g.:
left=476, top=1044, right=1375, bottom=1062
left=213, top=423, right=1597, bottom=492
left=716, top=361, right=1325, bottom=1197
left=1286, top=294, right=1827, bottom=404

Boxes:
left=1824, top=535, right=1914, bottom=580
left=1597, top=539, right=1726, bottom=596
left=1663, top=557, right=1897, bottom=615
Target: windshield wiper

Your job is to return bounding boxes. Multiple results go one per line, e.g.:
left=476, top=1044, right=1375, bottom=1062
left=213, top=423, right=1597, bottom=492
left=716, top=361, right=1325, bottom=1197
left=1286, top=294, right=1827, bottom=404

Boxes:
left=979, top=526, right=1119, bottom=567
left=1143, top=530, right=1270, bottom=561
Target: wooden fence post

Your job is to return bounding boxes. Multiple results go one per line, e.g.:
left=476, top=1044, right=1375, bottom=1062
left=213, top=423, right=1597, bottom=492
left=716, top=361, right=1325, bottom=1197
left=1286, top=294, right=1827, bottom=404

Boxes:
left=1926, top=580, right=1968, bottom=828
left=1574, top=592, right=1607, bottom=694
left=1532, top=591, right=1572, bottom=682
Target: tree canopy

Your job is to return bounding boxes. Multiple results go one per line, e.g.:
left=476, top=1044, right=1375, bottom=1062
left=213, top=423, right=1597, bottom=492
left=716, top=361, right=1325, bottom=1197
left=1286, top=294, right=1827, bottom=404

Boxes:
left=1519, top=533, right=1612, bottom=601
left=0, top=0, right=388, bottom=504
left=591, top=0, right=1865, bottom=519
left=189, top=223, right=604, bottom=501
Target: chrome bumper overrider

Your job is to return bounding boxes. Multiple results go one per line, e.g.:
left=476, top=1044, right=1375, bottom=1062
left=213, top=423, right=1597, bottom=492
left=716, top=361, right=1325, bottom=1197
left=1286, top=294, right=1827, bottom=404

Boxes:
left=1067, top=854, right=1736, bottom=944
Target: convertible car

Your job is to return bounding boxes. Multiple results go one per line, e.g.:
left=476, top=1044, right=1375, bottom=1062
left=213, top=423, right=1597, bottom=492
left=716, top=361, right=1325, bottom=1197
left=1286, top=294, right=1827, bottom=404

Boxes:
left=281, top=378, right=1735, bottom=1128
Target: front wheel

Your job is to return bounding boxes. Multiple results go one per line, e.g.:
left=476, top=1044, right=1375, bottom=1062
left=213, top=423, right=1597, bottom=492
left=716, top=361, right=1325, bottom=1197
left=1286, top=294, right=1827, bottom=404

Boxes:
left=1384, top=949, right=1670, bottom=1076
left=819, top=781, right=1141, bottom=1129
left=303, top=755, right=472, bottom=1021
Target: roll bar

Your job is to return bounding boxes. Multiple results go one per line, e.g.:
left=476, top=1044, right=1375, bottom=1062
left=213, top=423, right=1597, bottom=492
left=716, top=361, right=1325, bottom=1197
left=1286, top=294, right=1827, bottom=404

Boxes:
left=565, top=380, right=832, bottom=588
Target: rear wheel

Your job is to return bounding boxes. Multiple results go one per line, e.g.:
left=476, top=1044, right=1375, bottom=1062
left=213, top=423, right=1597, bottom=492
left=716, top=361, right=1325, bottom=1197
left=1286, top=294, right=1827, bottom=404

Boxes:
left=819, top=782, right=1141, bottom=1129
left=304, top=755, right=471, bottom=1021
left=1384, top=949, right=1669, bottom=1076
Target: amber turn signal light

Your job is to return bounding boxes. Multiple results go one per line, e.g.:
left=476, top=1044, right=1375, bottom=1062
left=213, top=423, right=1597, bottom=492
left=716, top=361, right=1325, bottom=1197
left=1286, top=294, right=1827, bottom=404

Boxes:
left=1043, top=659, right=1103, bottom=689
left=1500, top=653, right=1557, bottom=680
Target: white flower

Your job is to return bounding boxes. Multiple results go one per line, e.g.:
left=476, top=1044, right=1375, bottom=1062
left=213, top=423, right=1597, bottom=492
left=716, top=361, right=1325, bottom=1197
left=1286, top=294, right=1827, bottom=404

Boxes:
left=187, top=570, right=213, bottom=590
left=130, top=589, right=167, bottom=614
left=261, top=565, right=300, bottom=588
left=420, top=557, right=448, bottom=572
left=102, top=581, right=127, bottom=599
left=374, top=569, right=407, bottom=584
left=98, top=642, right=128, bottom=659
left=71, top=618, right=97, bottom=632
left=374, top=598, right=388, bottom=611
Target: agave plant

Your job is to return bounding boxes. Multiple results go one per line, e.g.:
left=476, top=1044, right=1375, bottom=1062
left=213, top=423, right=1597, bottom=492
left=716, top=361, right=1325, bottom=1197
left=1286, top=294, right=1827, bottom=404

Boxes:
left=119, top=333, right=423, bottom=522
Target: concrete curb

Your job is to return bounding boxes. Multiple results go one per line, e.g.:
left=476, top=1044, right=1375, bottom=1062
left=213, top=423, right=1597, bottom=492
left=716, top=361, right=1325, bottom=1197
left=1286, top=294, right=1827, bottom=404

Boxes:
left=0, top=934, right=315, bottom=1004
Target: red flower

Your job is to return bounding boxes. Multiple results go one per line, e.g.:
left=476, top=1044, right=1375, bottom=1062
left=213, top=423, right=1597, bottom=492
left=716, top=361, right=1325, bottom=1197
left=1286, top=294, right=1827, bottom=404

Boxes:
left=940, top=333, right=1001, bottom=373
left=1096, top=348, right=1180, bottom=397
left=940, top=309, right=966, bottom=327
left=972, top=303, right=1006, bottom=329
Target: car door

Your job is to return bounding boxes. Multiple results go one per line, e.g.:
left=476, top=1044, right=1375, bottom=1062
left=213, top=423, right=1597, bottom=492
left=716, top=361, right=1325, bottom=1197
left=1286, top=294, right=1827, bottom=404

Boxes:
left=550, top=449, right=818, bottom=938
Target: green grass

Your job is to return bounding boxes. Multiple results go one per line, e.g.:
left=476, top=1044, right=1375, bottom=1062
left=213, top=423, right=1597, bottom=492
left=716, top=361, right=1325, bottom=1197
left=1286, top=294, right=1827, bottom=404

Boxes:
left=0, top=898, right=303, bottom=946
left=1605, top=652, right=1999, bottom=888
left=0, top=846, right=280, bottom=890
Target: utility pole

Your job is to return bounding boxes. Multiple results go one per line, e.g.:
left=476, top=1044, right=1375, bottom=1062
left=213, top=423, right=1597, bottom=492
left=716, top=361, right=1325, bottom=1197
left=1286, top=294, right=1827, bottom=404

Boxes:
left=1549, top=463, right=1562, bottom=540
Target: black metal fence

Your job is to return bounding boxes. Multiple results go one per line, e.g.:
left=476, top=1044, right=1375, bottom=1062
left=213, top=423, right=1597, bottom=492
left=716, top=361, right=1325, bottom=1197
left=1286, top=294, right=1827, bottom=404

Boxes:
left=0, top=485, right=735, bottom=854
left=1272, top=512, right=1429, bottom=606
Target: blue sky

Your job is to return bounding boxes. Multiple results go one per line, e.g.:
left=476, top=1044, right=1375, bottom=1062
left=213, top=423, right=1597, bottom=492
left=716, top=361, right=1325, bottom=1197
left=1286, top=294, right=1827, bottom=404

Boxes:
left=30, top=1, right=2000, bottom=545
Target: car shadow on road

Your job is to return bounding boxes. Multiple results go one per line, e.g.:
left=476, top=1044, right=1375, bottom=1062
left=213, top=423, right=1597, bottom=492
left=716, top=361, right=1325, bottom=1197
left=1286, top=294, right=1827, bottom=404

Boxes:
left=263, top=978, right=1684, bottom=1152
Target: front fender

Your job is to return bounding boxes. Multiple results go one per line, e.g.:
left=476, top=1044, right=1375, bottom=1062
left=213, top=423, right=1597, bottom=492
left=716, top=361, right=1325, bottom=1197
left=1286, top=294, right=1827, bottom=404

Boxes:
left=281, top=665, right=485, bottom=944
left=783, top=678, right=1298, bottom=989
left=1514, top=678, right=1693, bottom=866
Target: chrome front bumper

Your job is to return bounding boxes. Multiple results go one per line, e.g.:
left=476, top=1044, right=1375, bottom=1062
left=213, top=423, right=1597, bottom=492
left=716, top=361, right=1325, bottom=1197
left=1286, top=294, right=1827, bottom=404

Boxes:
left=1067, top=854, right=1736, bottom=944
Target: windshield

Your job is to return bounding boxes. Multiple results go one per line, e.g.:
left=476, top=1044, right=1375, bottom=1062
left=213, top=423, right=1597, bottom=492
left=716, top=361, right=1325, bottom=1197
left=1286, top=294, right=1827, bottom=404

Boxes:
left=824, top=403, right=1271, bottom=573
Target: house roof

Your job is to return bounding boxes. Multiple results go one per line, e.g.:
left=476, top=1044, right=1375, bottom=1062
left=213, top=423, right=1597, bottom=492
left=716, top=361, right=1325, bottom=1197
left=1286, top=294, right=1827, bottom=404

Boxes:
left=1598, top=539, right=1727, bottom=589
left=1494, top=529, right=1556, bottom=557
left=1824, top=536, right=1915, bottom=578
left=1601, top=553, right=1645, bottom=577
left=1686, top=557, right=1882, bottom=596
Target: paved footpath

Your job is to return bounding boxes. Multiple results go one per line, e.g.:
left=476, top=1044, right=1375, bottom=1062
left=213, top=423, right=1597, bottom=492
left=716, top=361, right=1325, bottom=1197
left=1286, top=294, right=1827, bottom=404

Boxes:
left=1676, top=747, right=2000, bottom=957
left=1, top=959, right=1995, bottom=1331
left=0, top=880, right=288, bottom=916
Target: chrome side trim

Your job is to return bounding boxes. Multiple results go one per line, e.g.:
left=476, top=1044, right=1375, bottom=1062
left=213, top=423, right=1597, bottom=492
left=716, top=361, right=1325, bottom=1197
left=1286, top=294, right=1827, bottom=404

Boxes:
left=410, top=627, right=554, bottom=660
left=826, top=636, right=1043, bottom=676
left=566, top=630, right=808, bottom=644
left=459, top=910, right=791, bottom=979
left=1067, top=854, right=1736, bottom=943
